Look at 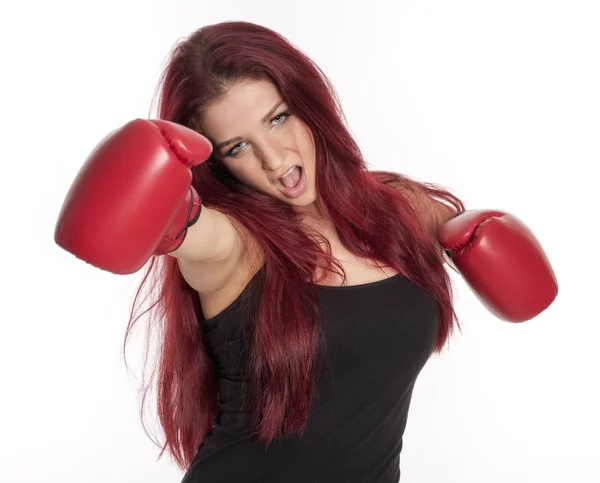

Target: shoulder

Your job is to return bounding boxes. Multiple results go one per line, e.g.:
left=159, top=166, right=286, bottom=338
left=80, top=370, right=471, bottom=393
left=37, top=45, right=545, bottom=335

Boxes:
left=177, top=211, right=265, bottom=297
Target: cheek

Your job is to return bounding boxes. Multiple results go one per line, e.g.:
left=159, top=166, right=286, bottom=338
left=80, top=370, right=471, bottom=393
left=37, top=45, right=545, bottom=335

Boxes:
left=305, top=147, right=316, bottom=176
left=299, top=136, right=316, bottom=167
left=243, top=168, right=270, bottom=189
left=294, top=122, right=315, bottom=155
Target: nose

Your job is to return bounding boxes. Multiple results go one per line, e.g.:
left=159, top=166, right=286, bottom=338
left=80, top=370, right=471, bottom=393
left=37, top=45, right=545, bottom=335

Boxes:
left=257, top=136, right=287, bottom=171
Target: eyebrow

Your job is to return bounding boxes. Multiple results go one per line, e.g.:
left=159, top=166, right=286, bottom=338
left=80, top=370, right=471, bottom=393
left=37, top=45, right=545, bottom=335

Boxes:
left=215, top=100, right=284, bottom=150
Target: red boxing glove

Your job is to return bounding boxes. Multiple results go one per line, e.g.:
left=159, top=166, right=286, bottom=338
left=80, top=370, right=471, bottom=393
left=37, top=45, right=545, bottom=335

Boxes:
left=438, top=210, right=558, bottom=322
left=54, top=119, right=212, bottom=274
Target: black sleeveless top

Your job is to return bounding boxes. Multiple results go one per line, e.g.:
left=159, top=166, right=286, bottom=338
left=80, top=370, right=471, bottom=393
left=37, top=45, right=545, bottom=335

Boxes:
left=181, top=264, right=438, bottom=483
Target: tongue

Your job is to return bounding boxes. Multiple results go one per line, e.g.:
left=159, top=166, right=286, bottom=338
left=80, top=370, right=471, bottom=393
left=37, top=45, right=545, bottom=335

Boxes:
left=281, top=167, right=301, bottom=188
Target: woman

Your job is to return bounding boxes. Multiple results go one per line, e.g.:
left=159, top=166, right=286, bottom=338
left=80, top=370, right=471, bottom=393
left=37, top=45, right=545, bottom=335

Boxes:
left=54, top=20, right=556, bottom=482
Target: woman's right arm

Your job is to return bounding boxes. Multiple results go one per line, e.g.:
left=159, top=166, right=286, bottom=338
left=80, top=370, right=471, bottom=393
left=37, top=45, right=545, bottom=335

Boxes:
left=54, top=118, right=243, bottom=281
left=172, top=206, right=247, bottom=295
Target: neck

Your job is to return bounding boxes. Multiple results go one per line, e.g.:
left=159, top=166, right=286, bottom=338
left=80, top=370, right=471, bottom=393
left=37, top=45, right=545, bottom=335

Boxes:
left=298, top=198, right=330, bottom=222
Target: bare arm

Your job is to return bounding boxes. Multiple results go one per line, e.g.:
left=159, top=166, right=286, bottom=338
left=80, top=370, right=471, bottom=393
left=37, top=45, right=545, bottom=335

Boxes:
left=169, top=205, right=247, bottom=294
left=390, top=180, right=461, bottom=262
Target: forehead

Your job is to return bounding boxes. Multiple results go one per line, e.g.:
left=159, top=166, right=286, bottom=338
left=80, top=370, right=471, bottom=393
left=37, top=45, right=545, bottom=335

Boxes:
left=202, top=78, right=282, bottom=139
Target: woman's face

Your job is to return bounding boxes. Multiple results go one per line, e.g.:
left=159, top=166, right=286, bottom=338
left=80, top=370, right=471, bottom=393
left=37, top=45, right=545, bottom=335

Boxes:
left=201, top=78, right=320, bottom=215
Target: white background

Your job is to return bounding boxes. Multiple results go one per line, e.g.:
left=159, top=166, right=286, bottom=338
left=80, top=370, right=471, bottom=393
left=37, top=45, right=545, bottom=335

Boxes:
left=1, top=0, right=598, bottom=481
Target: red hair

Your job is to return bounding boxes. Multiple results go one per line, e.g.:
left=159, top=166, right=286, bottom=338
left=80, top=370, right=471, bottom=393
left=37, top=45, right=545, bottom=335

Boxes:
left=124, top=21, right=464, bottom=470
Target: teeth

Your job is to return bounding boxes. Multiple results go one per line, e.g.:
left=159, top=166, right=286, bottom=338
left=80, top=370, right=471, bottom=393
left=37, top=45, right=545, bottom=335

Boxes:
left=279, top=166, right=296, bottom=180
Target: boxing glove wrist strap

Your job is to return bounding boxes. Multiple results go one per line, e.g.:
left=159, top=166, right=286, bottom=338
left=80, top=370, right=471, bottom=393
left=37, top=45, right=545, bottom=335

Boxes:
left=155, top=187, right=202, bottom=255
left=173, top=187, right=202, bottom=239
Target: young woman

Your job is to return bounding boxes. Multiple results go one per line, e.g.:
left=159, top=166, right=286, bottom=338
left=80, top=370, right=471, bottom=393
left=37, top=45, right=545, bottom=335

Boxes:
left=54, top=21, right=557, bottom=482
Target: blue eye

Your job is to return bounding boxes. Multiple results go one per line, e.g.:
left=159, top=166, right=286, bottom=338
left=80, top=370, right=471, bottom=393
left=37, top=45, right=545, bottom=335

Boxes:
left=227, top=142, right=245, bottom=158
left=272, top=112, right=291, bottom=124
left=225, top=112, right=292, bottom=158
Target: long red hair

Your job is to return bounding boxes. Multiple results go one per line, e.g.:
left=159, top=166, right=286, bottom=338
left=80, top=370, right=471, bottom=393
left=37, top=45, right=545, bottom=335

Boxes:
left=125, top=21, right=464, bottom=470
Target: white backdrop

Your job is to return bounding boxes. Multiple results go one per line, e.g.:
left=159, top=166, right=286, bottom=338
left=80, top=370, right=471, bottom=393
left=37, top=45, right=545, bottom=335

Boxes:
left=1, top=0, right=598, bottom=481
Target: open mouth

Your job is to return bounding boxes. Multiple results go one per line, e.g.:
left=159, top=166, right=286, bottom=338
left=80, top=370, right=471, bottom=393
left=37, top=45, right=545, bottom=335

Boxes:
left=278, top=165, right=302, bottom=188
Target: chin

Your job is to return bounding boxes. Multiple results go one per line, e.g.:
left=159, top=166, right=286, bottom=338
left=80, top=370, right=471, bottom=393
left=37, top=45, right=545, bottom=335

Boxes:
left=299, top=192, right=317, bottom=205
left=290, top=187, right=316, bottom=204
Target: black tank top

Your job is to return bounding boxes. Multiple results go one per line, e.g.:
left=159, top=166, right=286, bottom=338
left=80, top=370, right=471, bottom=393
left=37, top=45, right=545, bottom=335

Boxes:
left=181, top=264, right=438, bottom=483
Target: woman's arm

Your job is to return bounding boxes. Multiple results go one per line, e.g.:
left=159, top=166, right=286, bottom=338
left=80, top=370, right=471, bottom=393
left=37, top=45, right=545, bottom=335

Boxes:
left=389, top=179, right=460, bottom=261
